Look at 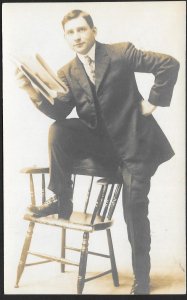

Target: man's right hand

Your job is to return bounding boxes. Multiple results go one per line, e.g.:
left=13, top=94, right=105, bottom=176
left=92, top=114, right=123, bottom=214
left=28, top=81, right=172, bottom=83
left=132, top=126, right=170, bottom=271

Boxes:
left=15, top=67, right=31, bottom=89
left=15, top=68, right=42, bottom=104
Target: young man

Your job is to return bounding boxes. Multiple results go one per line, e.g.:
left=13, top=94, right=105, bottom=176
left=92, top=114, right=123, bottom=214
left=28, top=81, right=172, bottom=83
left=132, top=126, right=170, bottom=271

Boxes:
left=16, top=10, right=179, bottom=294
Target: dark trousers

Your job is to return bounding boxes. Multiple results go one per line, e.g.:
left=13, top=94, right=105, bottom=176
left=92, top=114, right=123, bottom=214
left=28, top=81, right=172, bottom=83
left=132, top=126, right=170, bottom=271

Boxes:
left=48, top=118, right=155, bottom=282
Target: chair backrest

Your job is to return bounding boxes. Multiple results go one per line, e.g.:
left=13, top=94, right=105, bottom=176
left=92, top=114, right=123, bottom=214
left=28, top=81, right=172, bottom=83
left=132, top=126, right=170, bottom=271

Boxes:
left=72, top=174, right=122, bottom=223
left=23, top=167, right=122, bottom=224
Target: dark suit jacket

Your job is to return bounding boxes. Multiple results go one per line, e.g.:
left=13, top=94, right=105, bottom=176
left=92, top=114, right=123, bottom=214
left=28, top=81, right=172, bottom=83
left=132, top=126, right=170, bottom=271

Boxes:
left=36, top=41, right=180, bottom=176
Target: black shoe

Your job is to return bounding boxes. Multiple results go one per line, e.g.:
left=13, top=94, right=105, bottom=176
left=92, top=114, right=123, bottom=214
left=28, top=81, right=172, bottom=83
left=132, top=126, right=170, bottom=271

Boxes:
left=28, top=196, right=58, bottom=217
left=58, top=199, right=73, bottom=220
left=28, top=195, right=73, bottom=220
left=130, top=279, right=150, bottom=295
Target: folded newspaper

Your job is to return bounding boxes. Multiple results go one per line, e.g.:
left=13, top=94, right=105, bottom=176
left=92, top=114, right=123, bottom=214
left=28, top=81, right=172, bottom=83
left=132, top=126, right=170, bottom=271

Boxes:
left=12, top=54, right=69, bottom=105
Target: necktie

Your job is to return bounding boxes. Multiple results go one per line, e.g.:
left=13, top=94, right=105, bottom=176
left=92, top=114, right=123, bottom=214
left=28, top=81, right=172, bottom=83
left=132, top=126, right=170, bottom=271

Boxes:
left=84, top=55, right=95, bottom=84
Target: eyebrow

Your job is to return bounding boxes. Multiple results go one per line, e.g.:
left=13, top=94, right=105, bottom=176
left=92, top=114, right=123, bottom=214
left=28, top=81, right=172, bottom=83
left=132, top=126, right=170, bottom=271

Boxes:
left=66, top=26, right=87, bottom=33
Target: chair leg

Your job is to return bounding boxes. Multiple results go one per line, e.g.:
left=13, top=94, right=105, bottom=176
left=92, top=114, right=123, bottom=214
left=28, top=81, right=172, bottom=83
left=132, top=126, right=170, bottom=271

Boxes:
left=107, top=229, right=119, bottom=287
left=77, top=232, right=89, bottom=294
left=15, top=221, right=35, bottom=288
left=61, top=228, right=66, bottom=273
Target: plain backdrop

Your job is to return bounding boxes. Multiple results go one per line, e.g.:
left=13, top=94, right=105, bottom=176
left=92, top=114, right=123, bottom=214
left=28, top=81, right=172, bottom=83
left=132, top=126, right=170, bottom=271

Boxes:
left=3, top=1, right=186, bottom=294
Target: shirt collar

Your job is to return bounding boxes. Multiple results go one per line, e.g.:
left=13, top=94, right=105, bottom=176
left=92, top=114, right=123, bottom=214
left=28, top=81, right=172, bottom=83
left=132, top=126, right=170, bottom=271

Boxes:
left=77, top=43, right=96, bottom=64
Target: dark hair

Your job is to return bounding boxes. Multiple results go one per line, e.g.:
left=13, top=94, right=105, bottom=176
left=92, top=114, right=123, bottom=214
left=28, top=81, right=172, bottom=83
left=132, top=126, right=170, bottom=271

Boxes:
left=62, top=10, right=94, bottom=30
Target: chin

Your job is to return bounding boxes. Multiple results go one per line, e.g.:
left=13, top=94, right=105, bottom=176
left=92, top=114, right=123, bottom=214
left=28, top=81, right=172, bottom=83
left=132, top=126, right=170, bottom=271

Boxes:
left=78, top=49, right=88, bottom=55
left=74, top=49, right=83, bottom=55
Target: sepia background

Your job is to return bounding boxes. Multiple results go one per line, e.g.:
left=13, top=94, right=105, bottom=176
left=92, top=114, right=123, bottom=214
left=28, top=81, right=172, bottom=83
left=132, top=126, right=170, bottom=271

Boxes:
left=3, top=2, right=186, bottom=294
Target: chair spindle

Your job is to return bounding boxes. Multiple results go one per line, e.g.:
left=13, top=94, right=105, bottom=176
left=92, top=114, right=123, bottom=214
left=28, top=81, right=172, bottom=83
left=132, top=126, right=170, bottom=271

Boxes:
left=97, top=184, right=108, bottom=216
left=107, top=184, right=122, bottom=220
left=90, top=184, right=108, bottom=224
left=101, top=184, right=114, bottom=221
left=29, top=174, right=36, bottom=206
left=42, top=174, right=46, bottom=203
left=84, top=176, right=94, bottom=213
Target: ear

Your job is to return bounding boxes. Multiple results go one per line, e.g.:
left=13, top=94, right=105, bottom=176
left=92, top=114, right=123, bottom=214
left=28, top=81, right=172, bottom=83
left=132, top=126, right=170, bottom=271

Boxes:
left=93, top=26, right=97, bottom=37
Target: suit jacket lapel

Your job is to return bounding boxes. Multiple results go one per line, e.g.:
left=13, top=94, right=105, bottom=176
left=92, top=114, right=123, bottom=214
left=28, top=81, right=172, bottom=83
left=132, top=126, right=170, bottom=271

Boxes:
left=71, top=42, right=111, bottom=97
left=72, top=56, right=93, bottom=100
left=95, top=42, right=110, bottom=93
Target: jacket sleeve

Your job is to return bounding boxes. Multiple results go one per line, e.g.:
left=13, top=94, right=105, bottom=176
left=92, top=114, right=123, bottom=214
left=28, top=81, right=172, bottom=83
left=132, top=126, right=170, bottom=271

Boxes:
left=31, top=69, right=75, bottom=121
left=123, top=43, right=180, bottom=106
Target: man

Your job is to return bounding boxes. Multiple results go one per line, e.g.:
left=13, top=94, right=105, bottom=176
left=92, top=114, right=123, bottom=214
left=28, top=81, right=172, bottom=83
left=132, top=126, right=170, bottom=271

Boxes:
left=16, top=10, right=179, bottom=294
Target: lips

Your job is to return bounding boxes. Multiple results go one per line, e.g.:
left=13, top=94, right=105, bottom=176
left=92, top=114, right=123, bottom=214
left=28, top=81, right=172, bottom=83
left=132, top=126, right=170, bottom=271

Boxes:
left=75, top=43, right=85, bottom=47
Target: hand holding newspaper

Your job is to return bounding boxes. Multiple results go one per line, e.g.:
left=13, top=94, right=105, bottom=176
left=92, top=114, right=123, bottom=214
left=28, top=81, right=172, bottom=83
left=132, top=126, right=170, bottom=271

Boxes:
left=12, top=54, right=69, bottom=105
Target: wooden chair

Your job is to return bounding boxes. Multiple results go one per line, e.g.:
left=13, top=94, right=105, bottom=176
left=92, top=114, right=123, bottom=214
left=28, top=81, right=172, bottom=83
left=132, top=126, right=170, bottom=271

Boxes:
left=15, top=158, right=123, bottom=294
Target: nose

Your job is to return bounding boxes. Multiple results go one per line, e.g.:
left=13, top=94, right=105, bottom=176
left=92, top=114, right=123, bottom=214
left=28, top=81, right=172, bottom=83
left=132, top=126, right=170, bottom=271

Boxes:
left=73, top=31, right=81, bottom=42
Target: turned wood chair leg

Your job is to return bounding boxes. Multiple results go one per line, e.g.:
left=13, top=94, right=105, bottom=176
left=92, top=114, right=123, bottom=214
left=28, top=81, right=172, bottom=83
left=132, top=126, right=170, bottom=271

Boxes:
left=15, top=222, right=35, bottom=288
left=61, top=228, right=66, bottom=273
left=77, top=232, right=89, bottom=294
left=107, top=229, right=119, bottom=287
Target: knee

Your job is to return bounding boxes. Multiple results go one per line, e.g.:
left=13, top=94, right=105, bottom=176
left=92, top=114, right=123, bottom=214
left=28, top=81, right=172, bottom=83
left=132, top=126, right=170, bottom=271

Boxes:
left=48, top=122, right=58, bottom=145
left=48, top=119, right=79, bottom=149
left=48, top=121, right=65, bottom=148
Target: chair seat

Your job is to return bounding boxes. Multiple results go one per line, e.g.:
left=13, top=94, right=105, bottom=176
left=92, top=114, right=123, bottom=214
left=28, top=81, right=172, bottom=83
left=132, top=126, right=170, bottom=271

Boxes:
left=24, top=211, right=113, bottom=232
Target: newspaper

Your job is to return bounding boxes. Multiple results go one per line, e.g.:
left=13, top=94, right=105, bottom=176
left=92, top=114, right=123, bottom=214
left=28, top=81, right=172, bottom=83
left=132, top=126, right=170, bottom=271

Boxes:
left=11, top=53, right=69, bottom=104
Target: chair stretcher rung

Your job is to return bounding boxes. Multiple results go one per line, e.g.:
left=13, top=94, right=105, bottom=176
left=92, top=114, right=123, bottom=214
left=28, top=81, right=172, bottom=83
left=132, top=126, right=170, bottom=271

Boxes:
left=25, top=259, right=52, bottom=266
left=28, top=251, right=79, bottom=266
left=65, top=246, right=110, bottom=258
left=84, top=269, right=112, bottom=282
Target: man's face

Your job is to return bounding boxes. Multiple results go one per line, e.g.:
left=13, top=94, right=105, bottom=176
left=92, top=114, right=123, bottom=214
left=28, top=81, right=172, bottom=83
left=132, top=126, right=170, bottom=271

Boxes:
left=64, top=16, right=97, bottom=55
